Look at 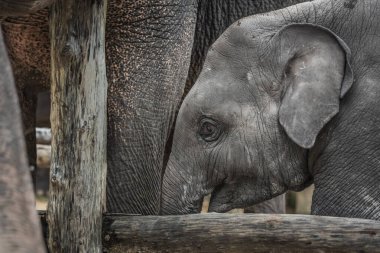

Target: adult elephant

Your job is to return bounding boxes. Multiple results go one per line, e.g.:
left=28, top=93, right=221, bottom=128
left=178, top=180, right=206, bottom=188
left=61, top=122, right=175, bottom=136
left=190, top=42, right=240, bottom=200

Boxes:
left=162, top=0, right=380, bottom=220
left=2, top=0, right=307, bottom=214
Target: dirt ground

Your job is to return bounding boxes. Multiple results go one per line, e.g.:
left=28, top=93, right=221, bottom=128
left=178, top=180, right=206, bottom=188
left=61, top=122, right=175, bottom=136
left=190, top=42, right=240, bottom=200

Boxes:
left=36, top=196, right=48, bottom=210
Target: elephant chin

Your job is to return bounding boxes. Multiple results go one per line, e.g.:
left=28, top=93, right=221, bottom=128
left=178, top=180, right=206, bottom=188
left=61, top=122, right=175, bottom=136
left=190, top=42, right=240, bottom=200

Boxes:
left=208, top=180, right=283, bottom=213
left=208, top=183, right=240, bottom=213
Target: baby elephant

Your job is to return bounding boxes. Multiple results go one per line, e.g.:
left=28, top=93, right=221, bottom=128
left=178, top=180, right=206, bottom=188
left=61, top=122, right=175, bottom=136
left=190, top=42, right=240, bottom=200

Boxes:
left=162, top=0, right=380, bottom=220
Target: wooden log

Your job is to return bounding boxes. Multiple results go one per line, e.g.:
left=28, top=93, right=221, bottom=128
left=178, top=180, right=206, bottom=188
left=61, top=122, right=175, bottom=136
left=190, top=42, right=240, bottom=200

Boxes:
left=102, top=214, right=380, bottom=253
left=105, top=0, right=198, bottom=214
left=48, top=1, right=108, bottom=252
left=38, top=212, right=380, bottom=252
left=0, top=28, right=45, bottom=253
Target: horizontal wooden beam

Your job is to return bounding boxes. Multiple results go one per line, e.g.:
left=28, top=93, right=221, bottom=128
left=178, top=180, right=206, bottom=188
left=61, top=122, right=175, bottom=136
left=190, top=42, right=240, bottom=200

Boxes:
left=39, top=212, right=380, bottom=252
left=103, top=214, right=380, bottom=253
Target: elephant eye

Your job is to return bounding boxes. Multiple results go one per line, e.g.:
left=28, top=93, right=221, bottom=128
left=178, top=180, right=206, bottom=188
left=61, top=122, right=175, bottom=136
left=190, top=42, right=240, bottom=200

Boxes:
left=198, top=118, right=222, bottom=142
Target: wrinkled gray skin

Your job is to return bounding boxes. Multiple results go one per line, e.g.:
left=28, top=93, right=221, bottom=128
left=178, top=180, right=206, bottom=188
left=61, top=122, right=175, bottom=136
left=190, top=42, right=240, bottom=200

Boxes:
left=2, top=0, right=307, bottom=214
left=162, top=0, right=380, bottom=220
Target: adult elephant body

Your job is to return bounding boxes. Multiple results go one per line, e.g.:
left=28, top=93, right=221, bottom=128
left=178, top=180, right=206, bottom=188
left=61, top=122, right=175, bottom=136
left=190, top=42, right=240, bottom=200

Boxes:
left=2, top=0, right=307, bottom=214
left=162, top=0, right=380, bottom=220
left=2, top=0, right=197, bottom=214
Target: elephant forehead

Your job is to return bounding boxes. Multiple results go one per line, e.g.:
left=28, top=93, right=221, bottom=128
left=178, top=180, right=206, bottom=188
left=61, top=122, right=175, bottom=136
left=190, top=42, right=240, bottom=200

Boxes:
left=194, top=71, right=254, bottom=99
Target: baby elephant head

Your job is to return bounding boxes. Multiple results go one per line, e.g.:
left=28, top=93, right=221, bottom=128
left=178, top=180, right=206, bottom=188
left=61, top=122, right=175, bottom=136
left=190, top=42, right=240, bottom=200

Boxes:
left=161, top=19, right=353, bottom=214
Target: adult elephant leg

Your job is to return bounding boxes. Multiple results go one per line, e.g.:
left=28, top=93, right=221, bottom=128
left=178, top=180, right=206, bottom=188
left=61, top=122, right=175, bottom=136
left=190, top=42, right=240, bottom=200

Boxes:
left=106, top=0, right=198, bottom=214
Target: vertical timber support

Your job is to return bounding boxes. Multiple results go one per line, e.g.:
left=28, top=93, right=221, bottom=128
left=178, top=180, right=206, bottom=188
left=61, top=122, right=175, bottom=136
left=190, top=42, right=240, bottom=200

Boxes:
left=47, top=1, right=108, bottom=253
left=0, top=29, right=46, bottom=253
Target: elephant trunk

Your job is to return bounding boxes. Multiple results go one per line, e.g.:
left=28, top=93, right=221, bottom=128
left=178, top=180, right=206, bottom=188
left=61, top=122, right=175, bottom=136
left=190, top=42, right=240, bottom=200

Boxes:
left=161, top=159, right=203, bottom=215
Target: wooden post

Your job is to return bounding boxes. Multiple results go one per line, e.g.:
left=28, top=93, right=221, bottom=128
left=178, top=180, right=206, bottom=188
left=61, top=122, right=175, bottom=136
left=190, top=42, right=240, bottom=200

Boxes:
left=102, top=214, right=380, bottom=253
left=0, top=29, right=45, bottom=253
left=47, top=1, right=108, bottom=252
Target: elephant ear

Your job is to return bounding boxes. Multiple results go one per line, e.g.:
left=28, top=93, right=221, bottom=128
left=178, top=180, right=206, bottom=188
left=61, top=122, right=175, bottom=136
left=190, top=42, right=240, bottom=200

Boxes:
left=278, top=24, right=353, bottom=149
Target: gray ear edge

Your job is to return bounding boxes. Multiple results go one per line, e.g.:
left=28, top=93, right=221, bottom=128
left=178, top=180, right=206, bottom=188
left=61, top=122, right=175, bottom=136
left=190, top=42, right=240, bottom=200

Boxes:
left=276, top=23, right=352, bottom=149
left=279, top=106, right=339, bottom=149
left=275, top=23, right=354, bottom=98
left=323, top=25, right=354, bottom=97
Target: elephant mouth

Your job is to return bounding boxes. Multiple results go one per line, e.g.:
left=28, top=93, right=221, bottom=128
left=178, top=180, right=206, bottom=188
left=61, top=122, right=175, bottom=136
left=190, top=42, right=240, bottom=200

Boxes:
left=207, top=177, right=276, bottom=213
left=207, top=181, right=235, bottom=213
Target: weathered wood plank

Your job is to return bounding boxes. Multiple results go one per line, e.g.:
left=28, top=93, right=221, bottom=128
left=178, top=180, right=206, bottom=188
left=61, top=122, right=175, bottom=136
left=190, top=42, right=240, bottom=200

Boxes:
left=38, top=212, right=380, bottom=252
left=102, top=214, right=380, bottom=253
left=47, top=0, right=108, bottom=252
left=0, top=28, right=45, bottom=253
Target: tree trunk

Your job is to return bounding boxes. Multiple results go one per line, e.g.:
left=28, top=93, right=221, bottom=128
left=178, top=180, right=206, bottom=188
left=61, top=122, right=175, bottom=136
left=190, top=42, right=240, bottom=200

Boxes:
left=47, top=1, right=108, bottom=252
left=102, top=214, right=380, bottom=253
left=106, top=0, right=198, bottom=214
left=0, top=28, right=45, bottom=253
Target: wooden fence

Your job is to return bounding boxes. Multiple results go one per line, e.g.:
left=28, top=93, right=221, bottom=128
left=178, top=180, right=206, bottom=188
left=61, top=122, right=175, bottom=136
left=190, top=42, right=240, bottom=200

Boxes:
left=41, top=212, right=380, bottom=253
left=1, top=0, right=380, bottom=252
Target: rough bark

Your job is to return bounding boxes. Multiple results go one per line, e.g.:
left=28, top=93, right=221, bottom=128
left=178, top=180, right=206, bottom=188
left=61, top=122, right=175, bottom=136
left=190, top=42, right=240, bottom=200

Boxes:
left=47, top=1, right=108, bottom=252
left=38, top=212, right=380, bottom=253
left=102, top=214, right=380, bottom=253
left=0, top=28, right=45, bottom=253
left=106, top=0, right=198, bottom=214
